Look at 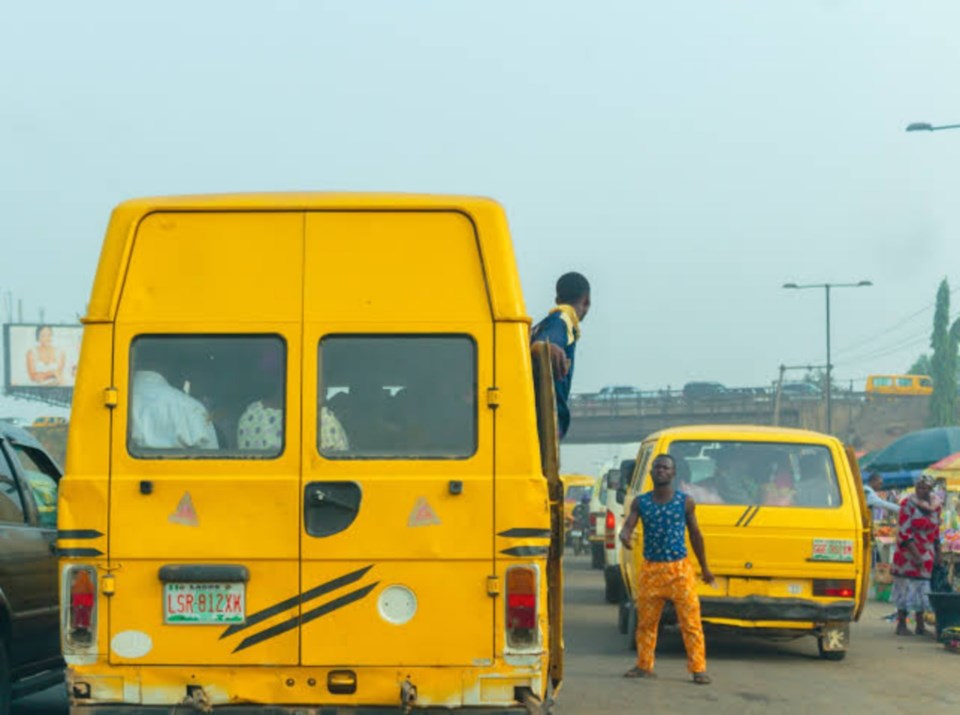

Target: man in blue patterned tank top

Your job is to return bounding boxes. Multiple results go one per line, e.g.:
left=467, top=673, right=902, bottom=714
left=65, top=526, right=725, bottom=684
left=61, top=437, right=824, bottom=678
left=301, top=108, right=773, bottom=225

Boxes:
left=619, top=454, right=715, bottom=684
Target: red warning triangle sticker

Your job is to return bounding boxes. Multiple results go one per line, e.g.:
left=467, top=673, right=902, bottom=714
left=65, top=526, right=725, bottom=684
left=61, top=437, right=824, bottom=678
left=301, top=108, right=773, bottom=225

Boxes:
left=168, top=491, right=199, bottom=527
left=407, top=496, right=441, bottom=527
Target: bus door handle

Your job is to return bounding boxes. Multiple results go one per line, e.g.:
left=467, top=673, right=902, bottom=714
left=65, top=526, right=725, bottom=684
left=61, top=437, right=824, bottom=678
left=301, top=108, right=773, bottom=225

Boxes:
left=304, top=482, right=362, bottom=538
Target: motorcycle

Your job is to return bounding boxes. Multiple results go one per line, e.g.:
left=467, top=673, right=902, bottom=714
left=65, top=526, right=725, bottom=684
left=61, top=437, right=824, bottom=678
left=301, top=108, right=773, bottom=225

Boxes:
left=569, top=500, right=591, bottom=556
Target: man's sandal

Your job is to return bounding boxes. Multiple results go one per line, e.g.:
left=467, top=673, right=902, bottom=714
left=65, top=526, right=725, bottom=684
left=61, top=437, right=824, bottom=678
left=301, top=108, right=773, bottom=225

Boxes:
left=692, top=672, right=712, bottom=685
left=623, top=667, right=657, bottom=679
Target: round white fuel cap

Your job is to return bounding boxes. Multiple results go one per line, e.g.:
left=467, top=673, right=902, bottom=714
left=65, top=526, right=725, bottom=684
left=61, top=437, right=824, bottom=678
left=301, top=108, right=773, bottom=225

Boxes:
left=377, top=585, right=418, bottom=625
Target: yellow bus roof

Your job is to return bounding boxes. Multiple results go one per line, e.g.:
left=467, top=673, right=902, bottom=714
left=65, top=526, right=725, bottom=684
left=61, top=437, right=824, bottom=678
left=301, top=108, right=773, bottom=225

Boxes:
left=560, top=474, right=597, bottom=488
left=85, top=193, right=528, bottom=324
left=643, top=424, right=838, bottom=444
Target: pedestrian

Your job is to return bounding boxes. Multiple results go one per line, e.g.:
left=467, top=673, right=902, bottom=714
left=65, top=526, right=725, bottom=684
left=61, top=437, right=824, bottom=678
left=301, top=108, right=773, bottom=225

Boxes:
left=864, top=472, right=900, bottom=521
left=530, top=272, right=590, bottom=440
left=619, top=454, right=715, bottom=684
left=891, top=474, right=942, bottom=636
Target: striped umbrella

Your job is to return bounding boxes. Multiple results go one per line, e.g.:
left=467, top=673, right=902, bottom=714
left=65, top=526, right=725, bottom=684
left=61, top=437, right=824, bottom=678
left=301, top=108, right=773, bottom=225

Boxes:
left=924, top=451, right=960, bottom=488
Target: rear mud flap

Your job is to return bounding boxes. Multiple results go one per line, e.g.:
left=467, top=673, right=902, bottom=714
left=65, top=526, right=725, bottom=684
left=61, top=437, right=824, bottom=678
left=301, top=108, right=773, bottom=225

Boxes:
left=819, top=622, right=850, bottom=651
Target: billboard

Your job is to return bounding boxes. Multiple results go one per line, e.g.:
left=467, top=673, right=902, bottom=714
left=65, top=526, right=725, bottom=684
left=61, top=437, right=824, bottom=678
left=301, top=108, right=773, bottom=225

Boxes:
left=4, top=324, right=83, bottom=389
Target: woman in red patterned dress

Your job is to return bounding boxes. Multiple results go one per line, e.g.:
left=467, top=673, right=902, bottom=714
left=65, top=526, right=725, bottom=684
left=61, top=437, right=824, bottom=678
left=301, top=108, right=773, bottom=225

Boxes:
left=891, top=474, right=942, bottom=636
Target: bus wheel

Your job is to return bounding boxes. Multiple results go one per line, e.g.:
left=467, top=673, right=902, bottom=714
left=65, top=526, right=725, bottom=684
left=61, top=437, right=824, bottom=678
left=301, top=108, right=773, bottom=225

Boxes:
left=518, top=687, right=552, bottom=715
left=627, top=604, right=638, bottom=651
left=0, top=635, right=10, bottom=715
left=604, top=567, right=624, bottom=604
left=591, top=543, right=604, bottom=569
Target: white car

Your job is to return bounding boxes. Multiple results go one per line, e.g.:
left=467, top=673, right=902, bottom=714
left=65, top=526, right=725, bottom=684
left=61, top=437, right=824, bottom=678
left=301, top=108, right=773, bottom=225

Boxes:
left=602, top=458, right=636, bottom=603
left=588, top=466, right=619, bottom=569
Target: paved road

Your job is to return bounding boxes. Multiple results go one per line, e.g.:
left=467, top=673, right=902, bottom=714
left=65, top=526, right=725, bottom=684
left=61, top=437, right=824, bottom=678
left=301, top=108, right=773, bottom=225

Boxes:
left=556, top=554, right=959, bottom=714
left=15, top=555, right=959, bottom=714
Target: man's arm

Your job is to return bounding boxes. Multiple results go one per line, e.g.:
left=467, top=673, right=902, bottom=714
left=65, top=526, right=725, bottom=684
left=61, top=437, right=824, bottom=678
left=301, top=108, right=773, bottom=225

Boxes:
left=619, top=504, right=639, bottom=550
left=531, top=317, right=570, bottom=379
left=685, top=496, right=716, bottom=585
left=866, top=490, right=900, bottom=514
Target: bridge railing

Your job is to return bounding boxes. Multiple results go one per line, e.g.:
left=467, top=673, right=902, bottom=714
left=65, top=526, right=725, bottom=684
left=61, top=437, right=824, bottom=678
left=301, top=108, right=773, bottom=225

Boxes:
left=569, top=388, right=869, bottom=419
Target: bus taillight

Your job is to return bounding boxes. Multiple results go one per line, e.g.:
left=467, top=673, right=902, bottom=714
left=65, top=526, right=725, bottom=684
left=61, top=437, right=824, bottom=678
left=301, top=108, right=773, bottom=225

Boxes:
left=65, top=566, right=97, bottom=647
left=505, top=567, right=537, bottom=648
left=604, top=510, right=617, bottom=549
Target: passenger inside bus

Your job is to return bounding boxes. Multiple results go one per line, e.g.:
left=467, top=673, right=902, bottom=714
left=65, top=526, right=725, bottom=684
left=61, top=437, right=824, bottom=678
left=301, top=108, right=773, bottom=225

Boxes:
left=714, top=448, right=762, bottom=504
left=319, top=336, right=476, bottom=459
left=794, top=452, right=840, bottom=507
left=129, top=344, right=219, bottom=452
left=761, top=452, right=797, bottom=506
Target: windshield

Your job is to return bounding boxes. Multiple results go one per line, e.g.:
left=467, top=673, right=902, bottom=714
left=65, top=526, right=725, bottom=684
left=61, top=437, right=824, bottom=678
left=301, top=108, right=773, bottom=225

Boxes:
left=565, top=485, right=592, bottom=502
left=666, top=440, right=842, bottom=508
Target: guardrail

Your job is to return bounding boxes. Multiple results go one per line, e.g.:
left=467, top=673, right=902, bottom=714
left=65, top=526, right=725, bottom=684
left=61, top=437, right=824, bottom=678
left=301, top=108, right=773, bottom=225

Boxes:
left=570, top=389, right=868, bottom=419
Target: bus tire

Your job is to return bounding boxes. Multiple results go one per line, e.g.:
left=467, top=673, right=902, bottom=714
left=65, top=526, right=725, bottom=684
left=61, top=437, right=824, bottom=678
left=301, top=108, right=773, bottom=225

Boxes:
left=591, top=543, right=604, bottom=569
left=0, top=635, right=10, bottom=715
left=618, top=600, right=630, bottom=634
left=604, top=567, right=624, bottom=604
left=627, top=603, right=638, bottom=651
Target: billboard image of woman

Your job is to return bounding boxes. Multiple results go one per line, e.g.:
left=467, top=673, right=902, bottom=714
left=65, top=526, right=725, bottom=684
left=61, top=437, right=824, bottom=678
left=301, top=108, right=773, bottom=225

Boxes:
left=5, top=324, right=82, bottom=389
left=26, top=325, right=67, bottom=385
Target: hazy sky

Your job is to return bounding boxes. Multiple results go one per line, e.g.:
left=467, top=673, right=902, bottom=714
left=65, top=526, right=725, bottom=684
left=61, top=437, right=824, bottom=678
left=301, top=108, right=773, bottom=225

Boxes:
left=3, top=1, right=960, bottom=393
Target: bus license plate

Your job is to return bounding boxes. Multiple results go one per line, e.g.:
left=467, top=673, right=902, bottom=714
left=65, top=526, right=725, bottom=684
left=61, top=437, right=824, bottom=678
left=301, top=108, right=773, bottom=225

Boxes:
left=163, top=583, right=246, bottom=624
left=811, top=538, right=854, bottom=562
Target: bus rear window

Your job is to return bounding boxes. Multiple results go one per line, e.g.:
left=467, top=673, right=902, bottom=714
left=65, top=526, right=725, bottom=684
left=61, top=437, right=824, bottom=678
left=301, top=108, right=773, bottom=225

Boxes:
left=318, top=335, right=476, bottom=460
left=128, top=335, right=286, bottom=459
left=666, top=441, right=842, bottom=508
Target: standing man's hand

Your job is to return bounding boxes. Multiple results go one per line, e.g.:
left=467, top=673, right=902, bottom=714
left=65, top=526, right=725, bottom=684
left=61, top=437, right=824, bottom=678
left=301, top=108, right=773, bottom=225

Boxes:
left=701, top=568, right=716, bottom=587
left=547, top=342, right=570, bottom=379
left=620, top=532, right=633, bottom=550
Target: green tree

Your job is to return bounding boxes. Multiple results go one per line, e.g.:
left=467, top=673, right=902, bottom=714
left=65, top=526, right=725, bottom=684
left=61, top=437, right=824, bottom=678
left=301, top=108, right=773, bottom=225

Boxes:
left=928, top=279, right=960, bottom=427
left=907, top=353, right=932, bottom=376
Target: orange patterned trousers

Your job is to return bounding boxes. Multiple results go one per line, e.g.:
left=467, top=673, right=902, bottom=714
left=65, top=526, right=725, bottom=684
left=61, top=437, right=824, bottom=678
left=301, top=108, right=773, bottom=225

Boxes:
left=635, top=557, right=707, bottom=673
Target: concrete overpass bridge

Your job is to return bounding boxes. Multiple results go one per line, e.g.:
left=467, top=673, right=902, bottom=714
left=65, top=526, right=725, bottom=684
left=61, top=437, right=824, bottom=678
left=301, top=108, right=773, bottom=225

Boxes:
left=563, top=392, right=927, bottom=448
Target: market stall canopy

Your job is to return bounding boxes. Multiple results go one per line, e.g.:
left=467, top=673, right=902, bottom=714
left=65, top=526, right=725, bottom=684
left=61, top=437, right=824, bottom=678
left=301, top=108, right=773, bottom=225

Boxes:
left=924, top=451, right=960, bottom=489
left=860, top=427, right=960, bottom=489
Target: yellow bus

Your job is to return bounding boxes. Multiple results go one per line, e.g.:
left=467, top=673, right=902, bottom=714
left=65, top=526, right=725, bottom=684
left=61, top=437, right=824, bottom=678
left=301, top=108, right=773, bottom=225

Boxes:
left=59, top=194, right=564, bottom=713
left=865, top=374, right=933, bottom=396
left=618, top=425, right=870, bottom=660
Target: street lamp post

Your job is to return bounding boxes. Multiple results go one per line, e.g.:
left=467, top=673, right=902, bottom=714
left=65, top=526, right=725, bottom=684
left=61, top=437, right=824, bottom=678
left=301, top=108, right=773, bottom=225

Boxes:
left=782, top=281, right=873, bottom=433
left=906, top=122, right=960, bottom=132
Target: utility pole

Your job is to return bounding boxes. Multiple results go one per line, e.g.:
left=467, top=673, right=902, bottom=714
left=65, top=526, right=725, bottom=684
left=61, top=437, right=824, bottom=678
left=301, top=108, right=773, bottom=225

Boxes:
left=772, top=364, right=824, bottom=427
left=782, top=280, right=872, bottom=434
left=773, top=365, right=786, bottom=426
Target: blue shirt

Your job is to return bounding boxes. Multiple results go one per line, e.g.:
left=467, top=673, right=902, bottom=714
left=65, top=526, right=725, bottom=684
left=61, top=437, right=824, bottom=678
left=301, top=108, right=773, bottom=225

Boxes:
left=632, top=491, right=688, bottom=562
left=531, top=307, right=579, bottom=438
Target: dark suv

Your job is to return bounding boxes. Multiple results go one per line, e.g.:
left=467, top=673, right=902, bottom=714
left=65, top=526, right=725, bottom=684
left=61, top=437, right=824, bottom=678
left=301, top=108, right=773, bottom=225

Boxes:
left=682, top=381, right=730, bottom=401
left=0, top=421, right=64, bottom=711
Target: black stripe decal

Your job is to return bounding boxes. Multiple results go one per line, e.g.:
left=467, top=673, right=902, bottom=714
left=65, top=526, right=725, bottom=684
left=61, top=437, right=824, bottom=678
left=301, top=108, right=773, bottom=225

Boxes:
left=57, top=529, right=104, bottom=540
left=232, top=582, right=379, bottom=653
left=742, top=506, right=761, bottom=527
left=220, top=564, right=373, bottom=639
left=497, top=528, right=551, bottom=539
left=57, top=547, right=104, bottom=558
left=734, top=506, right=752, bottom=527
left=500, top=546, right=549, bottom=557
